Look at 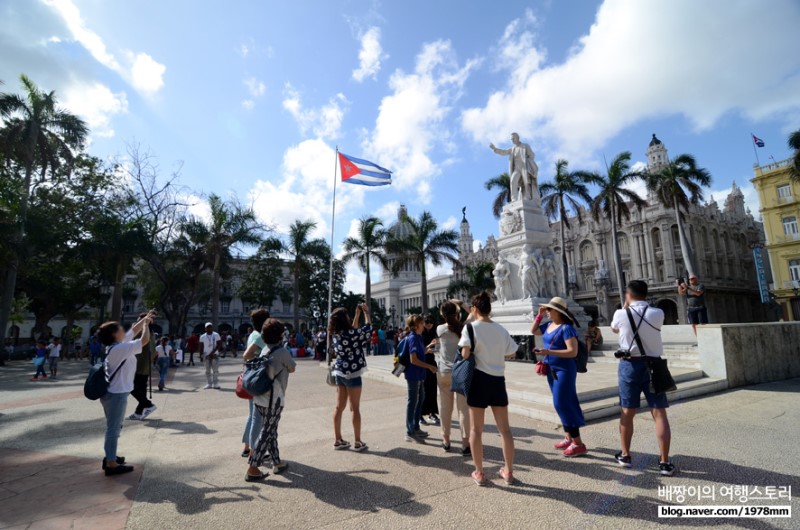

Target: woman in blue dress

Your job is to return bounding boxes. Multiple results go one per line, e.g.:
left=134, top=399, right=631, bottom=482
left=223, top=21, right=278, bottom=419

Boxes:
left=531, top=297, right=587, bottom=457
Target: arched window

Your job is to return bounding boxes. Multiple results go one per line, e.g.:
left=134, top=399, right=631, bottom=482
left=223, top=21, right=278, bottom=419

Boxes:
left=652, top=228, right=662, bottom=250
left=617, top=233, right=630, bottom=255
left=580, top=241, right=595, bottom=262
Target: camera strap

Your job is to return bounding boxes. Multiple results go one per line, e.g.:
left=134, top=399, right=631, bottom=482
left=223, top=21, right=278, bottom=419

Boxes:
left=624, top=307, right=648, bottom=358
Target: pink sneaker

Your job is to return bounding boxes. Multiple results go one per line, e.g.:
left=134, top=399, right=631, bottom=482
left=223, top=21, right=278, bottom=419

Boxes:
left=563, top=443, right=588, bottom=457
left=554, top=437, right=572, bottom=449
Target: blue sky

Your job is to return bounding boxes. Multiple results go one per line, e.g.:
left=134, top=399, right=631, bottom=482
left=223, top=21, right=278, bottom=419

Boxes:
left=2, top=0, right=799, bottom=292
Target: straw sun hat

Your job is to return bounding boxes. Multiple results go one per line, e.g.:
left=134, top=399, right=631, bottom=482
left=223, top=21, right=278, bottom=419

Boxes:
left=540, top=297, right=579, bottom=327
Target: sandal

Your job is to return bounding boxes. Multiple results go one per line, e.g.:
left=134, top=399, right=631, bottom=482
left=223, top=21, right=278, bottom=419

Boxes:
left=245, top=471, right=268, bottom=482
left=241, top=448, right=251, bottom=458
left=471, top=470, right=488, bottom=487
left=333, top=439, right=351, bottom=450
left=442, top=442, right=451, bottom=452
left=272, top=462, right=289, bottom=474
left=352, top=441, right=368, bottom=452
left=498, top=468, right=515, bottom=485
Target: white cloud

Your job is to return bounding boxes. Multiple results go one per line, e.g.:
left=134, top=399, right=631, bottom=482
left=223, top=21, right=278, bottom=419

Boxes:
left=462, top=0, right=800, bottom=165
left=244, top=77, right=266, bottom=97
left=282, top=84, right=349, bottom=139
left=241, top=99, right=255, bottom=110
left=238, top=43, right=250, bottom=58
left=362, top=40, right=480, bottom=201
left=352, top=26, right=386, bottom=82
left=441, top=215, right=458, bottom=230
left=184, top=193, right=212, bottom=223
left=43, top=0, right=166, bottom=95
left=61, top=82, right=128, bottom=138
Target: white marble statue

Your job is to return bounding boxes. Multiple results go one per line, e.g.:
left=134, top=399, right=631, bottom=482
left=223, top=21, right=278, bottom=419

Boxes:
left=489, top=132, right=540, bottom=203
left=520, top=247, right=540, bottom=299
left=542, top=258, right=558, bottom=297
left=493, top=256, right=512, bottom=303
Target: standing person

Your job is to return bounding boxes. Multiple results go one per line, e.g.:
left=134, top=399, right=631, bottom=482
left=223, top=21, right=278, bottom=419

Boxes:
left=97, top=310, right=154, bottom=476
left=89, top=335, right=102, bottom=365
left=585, top=320, right=603, bottom=354
left=185, top=332, right=199, bottom=366
left=370, top=330, right=379, bottom=356
left=31, top=340, right=48, bottom=380
left=678, top=275, right=708, bottom=335
left=611, top=280, right=675, bottom=476
left=128, top=313, right=157, bottom=420
left=240, top=309, right=270, bottom=459
left=329, top=303, right=371, bottom=452
left=459, top=291, right=517, bottom=486
left=154, top=337, right=173, bottom=391
left=531, top=297, right=587, bottom=457
left=199, top=323, right=221, bottom=389
left=403, top=315, right=438, bottom=442
left=47, top=337, right=61, bottom=378
left=420, top=315, right=440, bottom=426
left=377, top=326, right=387, bottom=355
left=436, top=300, right=471, bottom=455
left=244, top=318, right=297, bottom=482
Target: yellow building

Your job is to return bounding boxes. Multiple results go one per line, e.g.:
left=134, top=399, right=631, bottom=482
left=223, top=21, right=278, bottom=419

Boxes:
left=751, top=157, right=800, bottom=320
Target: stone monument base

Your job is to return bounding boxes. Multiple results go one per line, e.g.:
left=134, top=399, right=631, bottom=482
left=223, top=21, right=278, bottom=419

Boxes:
left=491, top=297, right=590, bottom=337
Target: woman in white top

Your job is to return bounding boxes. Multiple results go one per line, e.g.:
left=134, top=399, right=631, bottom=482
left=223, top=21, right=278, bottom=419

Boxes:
left=96, top=310, right=154, bottom=476
left=458, top=291, right=518, bottom=486
left=436, top=299, right=471, bottom=455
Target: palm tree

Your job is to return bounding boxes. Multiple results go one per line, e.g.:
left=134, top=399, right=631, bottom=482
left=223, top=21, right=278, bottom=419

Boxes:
left=341, top=216, right=388, bottom=307
left=386, top=210, right=459, bottom=313
left=584, top=152, right=647, bottom=302
left=645, top=154, right=711, bottom=278
left=203, top=194, right=262, bottom=326
left=285, top=220, right=329, bottom=331
left=447, top=262, right=495, bottom=299
left=0, top=74, right=88, bottom=354
left=484, top=172, right=512, bottom=218
left=788, top=129, right=800, bottom=183
left=540, top=159, right=600, bottom=294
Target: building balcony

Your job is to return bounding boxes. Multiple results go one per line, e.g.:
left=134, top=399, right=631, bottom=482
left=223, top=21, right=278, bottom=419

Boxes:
left=770, top=233, right=800, bottom=245
left=754, top=157, right=792, bottom=176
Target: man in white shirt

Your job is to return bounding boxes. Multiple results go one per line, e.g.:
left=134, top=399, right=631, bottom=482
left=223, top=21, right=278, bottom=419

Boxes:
left=199, top=323, right=221, bottom=389
left=47, top=337, right=62, bottom=378
left=611, top=280, right=675, bottom=476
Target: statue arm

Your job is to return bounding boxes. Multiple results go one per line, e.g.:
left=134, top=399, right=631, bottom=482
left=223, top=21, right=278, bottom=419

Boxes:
left=490, top=144, right=512, bottom=156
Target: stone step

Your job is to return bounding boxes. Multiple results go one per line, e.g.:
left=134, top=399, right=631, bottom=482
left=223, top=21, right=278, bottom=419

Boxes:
left=592, top=343, right=699, bottom=356
left=588, top=356, right=702, bottom=370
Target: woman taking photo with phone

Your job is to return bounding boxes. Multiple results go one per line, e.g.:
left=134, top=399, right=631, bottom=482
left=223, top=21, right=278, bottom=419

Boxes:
left=531, top=297, right=587, bottom=457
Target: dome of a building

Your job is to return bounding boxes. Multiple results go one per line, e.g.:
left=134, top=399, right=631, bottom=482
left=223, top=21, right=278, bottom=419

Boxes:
left=388, top=204, right=413, bottom=239
left=649, top=133, right=662, bottom=147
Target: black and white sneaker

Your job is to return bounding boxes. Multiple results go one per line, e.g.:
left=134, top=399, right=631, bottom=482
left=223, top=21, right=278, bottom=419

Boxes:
left=615, top=451, right=632, bottom=467
left=659, top=461, right=676, bottom=476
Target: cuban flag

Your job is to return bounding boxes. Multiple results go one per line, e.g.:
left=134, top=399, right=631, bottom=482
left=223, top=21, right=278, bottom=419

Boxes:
left=338, top=152, right=392, bottom=186
left=752, top=134, right=765, bottom=148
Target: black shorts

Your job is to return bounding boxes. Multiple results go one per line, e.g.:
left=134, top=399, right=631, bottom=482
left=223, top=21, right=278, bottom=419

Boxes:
left=467, top=369, right=509, bottom=409
left=687, top=307, right=708, bottom=325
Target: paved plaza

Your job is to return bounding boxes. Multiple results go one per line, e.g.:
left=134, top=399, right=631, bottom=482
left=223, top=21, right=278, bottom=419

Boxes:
left=0, top=357, right=798, bottom=530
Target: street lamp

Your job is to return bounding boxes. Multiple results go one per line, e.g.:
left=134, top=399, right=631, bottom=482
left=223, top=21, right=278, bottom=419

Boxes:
left=390, top=305, right=396, bottom=327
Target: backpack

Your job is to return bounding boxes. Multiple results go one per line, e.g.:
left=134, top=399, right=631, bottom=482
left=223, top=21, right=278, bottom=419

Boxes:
left=575, top=340, right=589, bottom=373
left=241, top=346, right=282, bottom=396
left=84, top=345, right=126, bottom=401
left=395, top=337, right=411, bottom=367
left=450, top=323, right=476, bottom=396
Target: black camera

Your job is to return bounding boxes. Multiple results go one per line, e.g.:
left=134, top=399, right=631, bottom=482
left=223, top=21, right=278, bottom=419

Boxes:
left=614, top=349, right=630, bottom=359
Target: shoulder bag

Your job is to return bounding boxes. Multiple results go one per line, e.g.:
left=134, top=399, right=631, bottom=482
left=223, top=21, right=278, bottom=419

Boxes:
left=450, top=323, right=475, bottom=396
left=84, top=345, right=126, bottom=401
left=242, top=346, right=282, bottom=396
left=624, top=308, right=677, bottom=394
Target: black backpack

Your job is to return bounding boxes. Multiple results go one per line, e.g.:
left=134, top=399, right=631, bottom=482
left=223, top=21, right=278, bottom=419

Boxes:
left=84, top=345, right=126, bottom=400
left=575, top=340, right=589, bottom=373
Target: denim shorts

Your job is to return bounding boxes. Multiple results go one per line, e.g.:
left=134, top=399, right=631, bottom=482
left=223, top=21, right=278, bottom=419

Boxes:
left=618, top=359, right=669, bottom=409
left=335, top=376, right=362, bottom=388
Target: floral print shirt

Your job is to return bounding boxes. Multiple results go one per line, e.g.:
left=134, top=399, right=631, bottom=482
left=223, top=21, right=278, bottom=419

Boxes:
left=332, top=324, right=372, bottom=379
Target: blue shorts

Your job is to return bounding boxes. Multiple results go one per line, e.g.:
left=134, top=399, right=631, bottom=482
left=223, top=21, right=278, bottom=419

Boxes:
left=335, top=376, right=362, bottom=388
left=618, top=360, right=669, bottom=409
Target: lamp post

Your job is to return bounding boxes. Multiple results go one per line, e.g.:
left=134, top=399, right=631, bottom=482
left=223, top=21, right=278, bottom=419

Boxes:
left=390, top=305, right=396, bottom=327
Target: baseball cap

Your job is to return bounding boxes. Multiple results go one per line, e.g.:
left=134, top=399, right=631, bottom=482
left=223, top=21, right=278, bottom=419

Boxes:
left=204, top=322, right=213, bottom=328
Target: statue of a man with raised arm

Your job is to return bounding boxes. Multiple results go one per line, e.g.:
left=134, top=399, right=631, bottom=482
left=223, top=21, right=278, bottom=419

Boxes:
left=489, top=132, right=540, bottom=204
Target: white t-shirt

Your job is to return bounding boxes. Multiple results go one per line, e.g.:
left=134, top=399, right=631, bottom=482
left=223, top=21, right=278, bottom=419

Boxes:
left=199, top=332, right=221, bottom=357
left=48, top=344, right=62, bottom=358
left=458, top=320, right=518, bottom=377
left=155, top=344, right=172, bottom=358
left=105, top=330, right=142, bottom=394
left=611, top=301, right=665, bottom=357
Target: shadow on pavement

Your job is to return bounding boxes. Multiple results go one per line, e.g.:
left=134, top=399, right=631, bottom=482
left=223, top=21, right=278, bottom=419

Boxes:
left=143, top=419, right=218, bottom=435
left=135, top=476, right=260, bottom=515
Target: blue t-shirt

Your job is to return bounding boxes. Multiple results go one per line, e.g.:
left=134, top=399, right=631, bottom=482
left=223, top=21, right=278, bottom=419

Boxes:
left=377, top=329, right=386, bottom=341
left=540, top=322, right=579, bottom=369
left=404, top=331, right=427, bottom=382
left=35, top=347, right=47, bottom=358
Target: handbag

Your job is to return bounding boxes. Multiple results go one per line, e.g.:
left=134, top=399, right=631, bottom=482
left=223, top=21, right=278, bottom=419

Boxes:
left=450, top=323, right=475, bottom=396
left=235, top=373, right=253, bottom=400
left=241, top=345, right=281, bottom=396
left=624, top=308, right=677, bottom=394
left=535, top=361, right=548, bottom=376
left=84, top=345, right=126, bottom=401
left=326, top=364, right=337, bottom=386
left=33, top=356, right=45, bottom=366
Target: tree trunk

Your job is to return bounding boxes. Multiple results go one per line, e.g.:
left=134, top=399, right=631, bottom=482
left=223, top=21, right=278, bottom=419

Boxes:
left=673, top=196, right=697, bottom=277
left=611, top=202, right=626, bottom=303
left=0, top=162, right=34, bottom=363
left=64, top=315, right=74, bottom=359
left=293, top=261, right=301, bottom=331
left=365, top=257, right=372, bottom=308
left=420, top=257, right=429, bottom=314
left=559, top=201, right=569, bottom=296
left=110, top=257, right=126, bottom=321
left=212, top=251, right=221, bottom=327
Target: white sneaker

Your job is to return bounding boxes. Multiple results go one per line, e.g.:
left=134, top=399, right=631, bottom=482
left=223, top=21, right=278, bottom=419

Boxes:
left=213, top=384, right=221, bottom=389
left=204, top=384, right=212, bottom=389
left=141, top=404, right=157, bottom=418
left=127, top=413, right=143, bottom=420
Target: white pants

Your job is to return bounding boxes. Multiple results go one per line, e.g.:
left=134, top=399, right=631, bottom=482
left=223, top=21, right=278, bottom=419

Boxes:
left=204, top=356, right=219, bottom=386
left=437, top=372, right=470, bottom=443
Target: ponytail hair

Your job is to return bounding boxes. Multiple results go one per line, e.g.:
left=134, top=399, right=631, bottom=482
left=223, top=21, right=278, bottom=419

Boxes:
left=440, top=301, right=463, bottom=337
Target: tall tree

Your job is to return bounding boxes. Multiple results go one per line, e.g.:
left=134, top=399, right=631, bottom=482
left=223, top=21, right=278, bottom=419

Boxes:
left=540, top=159, right=600, bottom=295
left=0, top=74, right=88, bottom=354
left=202, top=194, right=262, bottom=327
left=585, top=152, right=647, bottom=302
left=484, top=172, right=512, bottom=218
left=645, top=154, right=711, bottom=277
left=386, top=210, right=458, bottom=313
left=341, top=216, right=388, bottom=307
left=788, top=129, right=800, bottom=183
left=447, top=262, right=496, bottom=299
left=285, top=220, right=330, bottom=330
left=238, top=237, right=289, bottom=309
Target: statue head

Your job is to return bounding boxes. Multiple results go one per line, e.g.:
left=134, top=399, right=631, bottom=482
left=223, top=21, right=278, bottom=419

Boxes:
left=511, top=132, right=520, bottom=145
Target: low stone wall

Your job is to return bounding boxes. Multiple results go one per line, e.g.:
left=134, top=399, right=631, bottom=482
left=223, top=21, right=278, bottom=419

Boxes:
left=599, top=324, right=696, bottom=344
left=697, top=322, right=800, bottom=388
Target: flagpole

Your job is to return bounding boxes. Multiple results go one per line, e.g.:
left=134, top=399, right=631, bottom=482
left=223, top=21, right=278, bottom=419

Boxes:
left=750, top=133, right=761, bottom=167
left=325, top=146, right=338, bottom=364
